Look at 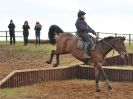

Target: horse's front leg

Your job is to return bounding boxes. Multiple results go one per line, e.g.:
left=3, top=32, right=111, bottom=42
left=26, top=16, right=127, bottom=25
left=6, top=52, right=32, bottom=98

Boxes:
left=53, top=54, right=60, bottom=67
left=100, top=67, right=112, bottom=92
left=46, top=50, right=55, bottom=64
left=94, top=67, right=101, bottom=92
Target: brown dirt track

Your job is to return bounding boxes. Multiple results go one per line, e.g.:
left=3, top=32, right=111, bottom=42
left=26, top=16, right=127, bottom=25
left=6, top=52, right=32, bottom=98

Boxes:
left=0, top=43, right=133, bottom=99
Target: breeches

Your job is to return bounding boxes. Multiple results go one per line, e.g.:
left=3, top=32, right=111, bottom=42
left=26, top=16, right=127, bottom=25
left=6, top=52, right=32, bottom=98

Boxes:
left=79, top=33, right=92, bottom=45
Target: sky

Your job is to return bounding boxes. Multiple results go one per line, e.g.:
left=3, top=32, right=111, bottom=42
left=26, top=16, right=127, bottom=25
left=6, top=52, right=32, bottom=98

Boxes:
left=0, top=0, right=133, bottom=40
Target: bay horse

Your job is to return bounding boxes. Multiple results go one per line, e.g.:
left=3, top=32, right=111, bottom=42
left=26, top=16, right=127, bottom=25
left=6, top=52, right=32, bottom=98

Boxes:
left=46, top=25, right=128, bottom=92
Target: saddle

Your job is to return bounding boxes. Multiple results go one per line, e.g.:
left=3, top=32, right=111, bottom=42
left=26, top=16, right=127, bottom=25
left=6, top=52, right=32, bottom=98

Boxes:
left=76, top=35, right=96, bottom=51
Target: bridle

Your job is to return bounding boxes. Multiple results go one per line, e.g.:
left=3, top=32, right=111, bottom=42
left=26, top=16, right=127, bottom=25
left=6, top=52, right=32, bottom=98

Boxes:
left=98, top=38, right=115, bottom=56
left=98, top=38, right=126, bottom=57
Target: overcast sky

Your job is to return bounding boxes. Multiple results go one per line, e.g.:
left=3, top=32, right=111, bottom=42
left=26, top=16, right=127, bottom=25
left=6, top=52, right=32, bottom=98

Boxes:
left=0, top=0, right=133, bottom=39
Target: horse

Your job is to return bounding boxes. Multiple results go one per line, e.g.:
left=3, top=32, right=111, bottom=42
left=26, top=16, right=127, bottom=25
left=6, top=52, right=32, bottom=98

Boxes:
left=46, top=25, right=128, bottom=92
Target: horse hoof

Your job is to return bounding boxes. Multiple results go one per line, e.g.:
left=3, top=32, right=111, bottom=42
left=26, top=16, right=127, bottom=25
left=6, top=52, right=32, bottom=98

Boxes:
left=53, top=63, right=58, bottom=67
left=46, top=61, right=51, bottom=64
left=108, top=89, right=113, bottom=93
left=108, top=86, right=112, bottom=90
left=107, top=86, right=113, bottom=93
left=83, top=58, right=89, bottom=63
left=96, top=89, right=101, bottom=92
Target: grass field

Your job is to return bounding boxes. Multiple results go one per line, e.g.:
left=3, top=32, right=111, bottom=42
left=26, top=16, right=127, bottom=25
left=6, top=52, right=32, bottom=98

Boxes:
left=0, top=41, right=132, bottom=99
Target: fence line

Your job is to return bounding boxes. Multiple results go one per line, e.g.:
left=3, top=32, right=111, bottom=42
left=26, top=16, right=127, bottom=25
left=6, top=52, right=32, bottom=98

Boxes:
left=0, top=31, right=132, bottom=45
left=0, top=31, right=23, bottom=42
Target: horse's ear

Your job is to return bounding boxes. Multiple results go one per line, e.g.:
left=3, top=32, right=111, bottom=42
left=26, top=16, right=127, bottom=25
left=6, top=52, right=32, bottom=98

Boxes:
left=121, top=36, right=126, bottom=41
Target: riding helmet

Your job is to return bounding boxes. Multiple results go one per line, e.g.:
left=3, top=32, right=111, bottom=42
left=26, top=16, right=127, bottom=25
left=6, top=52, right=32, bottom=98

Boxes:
left=78, top=10, right=86, bottom=17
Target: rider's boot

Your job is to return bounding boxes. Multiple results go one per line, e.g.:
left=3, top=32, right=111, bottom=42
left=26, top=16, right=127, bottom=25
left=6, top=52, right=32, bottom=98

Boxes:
left=83, top=42, right=91, bottom=61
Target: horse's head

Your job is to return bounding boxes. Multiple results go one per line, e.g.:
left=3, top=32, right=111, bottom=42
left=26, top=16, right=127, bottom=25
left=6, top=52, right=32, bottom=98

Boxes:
left=114, top=37, right=128, bottom=58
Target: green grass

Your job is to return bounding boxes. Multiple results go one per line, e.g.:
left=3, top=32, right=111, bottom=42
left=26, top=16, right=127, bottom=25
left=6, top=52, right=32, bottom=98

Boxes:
left=0, top=41, right=132, bottom=60
left=125, top=44, right=133, bottom=53
left=1, top=41, right=133, bottom=54
left=0, top=41, right=55, bottom=54
left=0, top=88, right=22, bottom=99
left=103, top=66, right=133, bottom=69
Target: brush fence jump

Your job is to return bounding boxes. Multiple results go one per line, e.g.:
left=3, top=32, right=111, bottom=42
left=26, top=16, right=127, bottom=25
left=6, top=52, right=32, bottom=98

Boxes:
left=0, top=65, right=133, bottom=88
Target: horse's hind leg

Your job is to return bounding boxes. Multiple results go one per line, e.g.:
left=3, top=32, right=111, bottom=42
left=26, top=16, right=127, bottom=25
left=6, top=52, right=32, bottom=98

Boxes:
left=46, top=50, right=55, bottom=64
left=53, top=54, right=60, bottom=67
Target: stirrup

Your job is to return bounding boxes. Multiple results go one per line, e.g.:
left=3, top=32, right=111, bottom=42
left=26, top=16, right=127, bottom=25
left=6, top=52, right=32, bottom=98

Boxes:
left=83, top=55, right=91, bottom=60
left=83, top=56, right=90, bottom=63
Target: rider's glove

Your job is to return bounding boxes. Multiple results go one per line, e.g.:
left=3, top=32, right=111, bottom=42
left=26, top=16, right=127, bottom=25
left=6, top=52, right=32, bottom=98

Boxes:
left=93, top=31, right=97, bottom=35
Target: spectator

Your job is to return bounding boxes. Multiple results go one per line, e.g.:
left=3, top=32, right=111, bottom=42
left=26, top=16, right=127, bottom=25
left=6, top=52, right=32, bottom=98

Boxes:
left=34, top=22, right=42, bottom=45
left=22, top=21, right=30, bottom=45
left=8, top=20, right=15, bottom=45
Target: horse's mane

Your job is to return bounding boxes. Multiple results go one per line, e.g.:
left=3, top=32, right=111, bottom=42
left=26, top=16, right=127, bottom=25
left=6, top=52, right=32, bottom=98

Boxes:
left=102, top=36, right=125, bottom=41
left=102, top=36, right=114, bottom=40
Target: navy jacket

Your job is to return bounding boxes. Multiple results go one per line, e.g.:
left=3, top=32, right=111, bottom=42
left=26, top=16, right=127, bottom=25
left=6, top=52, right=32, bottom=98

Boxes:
left=75, top=19, right=95, bottom=35
left=8, top=23, right=15, bottom=33
left=23, top=25, right=30, bottom=36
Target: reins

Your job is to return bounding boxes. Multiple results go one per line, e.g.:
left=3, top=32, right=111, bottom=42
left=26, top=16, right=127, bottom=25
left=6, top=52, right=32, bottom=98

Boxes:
left=98, top=38, right=115, bottom=56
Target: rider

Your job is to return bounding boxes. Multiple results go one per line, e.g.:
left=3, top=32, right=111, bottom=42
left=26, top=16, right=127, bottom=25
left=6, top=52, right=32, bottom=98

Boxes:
left=75, top=10, right=97, bottom=60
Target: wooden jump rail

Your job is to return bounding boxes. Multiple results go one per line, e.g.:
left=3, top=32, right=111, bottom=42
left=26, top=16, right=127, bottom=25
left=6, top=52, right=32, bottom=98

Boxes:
left=104, top=53, right=133, bottom=66
left=0, top=65, right=133, bottom=89
left=0, top=65, right=78, bottom=88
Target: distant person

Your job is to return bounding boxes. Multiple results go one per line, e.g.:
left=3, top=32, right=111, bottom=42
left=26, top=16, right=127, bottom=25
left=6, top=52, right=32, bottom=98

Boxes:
left=22, top=21, right=30, bottom=45
left=34, top=22, right=42, bottom=45
left=8, top=20, right=15, bottom=45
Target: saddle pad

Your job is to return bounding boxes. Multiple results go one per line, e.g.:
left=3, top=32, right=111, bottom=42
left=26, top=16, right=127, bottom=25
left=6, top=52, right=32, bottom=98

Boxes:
left=76, top=40, right=84, bottom=50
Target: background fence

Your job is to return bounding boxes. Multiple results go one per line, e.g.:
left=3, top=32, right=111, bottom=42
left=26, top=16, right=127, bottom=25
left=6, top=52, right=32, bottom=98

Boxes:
left=0, top=31, right=23, bottom=42
left=0, top=31, right=133, bottom=45
left=96, top=32, right=133, bottom=46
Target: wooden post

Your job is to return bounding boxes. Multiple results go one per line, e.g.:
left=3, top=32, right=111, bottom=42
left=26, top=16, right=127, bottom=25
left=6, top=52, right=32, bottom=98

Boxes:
left=96, top=32, right=99, bottom=40
left=129, top=34, right=131, bottom=46
left=115, top=33, right=117, bottom=37
left=6, top=31, right=7, bottom=42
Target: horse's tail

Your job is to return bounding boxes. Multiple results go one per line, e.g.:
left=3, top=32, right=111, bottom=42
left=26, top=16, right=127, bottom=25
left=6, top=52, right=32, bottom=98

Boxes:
left=48, top=25, right=64, bottom=44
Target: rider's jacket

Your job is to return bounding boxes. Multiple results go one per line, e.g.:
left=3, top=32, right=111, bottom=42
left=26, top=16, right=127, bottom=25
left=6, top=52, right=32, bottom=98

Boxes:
left=75, top=18, right=96, bottom=35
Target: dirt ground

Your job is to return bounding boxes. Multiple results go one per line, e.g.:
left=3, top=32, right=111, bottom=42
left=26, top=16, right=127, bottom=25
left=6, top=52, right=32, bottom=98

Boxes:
left=22, top=80, right=133, bottom=99
left=0, top=43, right=133, bottom=99
left=0, top=80, right=133, bottom=99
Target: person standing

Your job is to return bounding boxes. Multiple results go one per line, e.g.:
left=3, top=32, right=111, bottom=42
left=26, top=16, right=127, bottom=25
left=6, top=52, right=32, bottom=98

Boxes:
left=22, top=21, right=30, bottom=45
left=8, top=20, right=15, bottom=45
left=34, top=22, right=42, bottom=45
